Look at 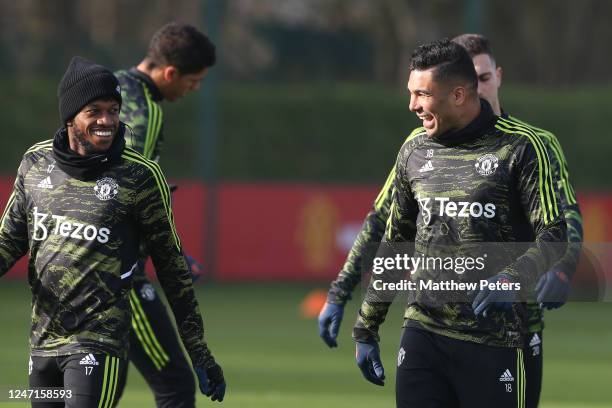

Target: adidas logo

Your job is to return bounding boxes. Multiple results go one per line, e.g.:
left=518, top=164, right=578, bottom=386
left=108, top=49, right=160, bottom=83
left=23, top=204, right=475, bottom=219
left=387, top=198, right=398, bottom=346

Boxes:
left=499, top=369, right=514, bottom=382
left=529, top=333, right=541, bottom=347
left=37, top=177, right=53, bottom=189
left=79, top=353, right=100, bottom=366
left=419, top=160, right=434, bottom=172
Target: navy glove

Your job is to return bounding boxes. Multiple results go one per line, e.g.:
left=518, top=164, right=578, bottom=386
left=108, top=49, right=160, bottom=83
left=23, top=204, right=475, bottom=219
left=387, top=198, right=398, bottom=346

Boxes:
left=185, top=255, right=204, bottom=282
left=318, top=302, right=344, bottom=348
left=472, top=273, right=517, bottom=317
left=536, top=269, right=570, bottom=310
left=355, top=341, right=385, bottom=386
left=194, top=363, right=226, bottom=402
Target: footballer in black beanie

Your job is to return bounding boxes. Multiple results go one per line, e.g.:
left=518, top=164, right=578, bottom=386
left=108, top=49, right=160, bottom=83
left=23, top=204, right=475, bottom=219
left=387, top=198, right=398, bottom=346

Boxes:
left=55, top=56, right=124, bottom=156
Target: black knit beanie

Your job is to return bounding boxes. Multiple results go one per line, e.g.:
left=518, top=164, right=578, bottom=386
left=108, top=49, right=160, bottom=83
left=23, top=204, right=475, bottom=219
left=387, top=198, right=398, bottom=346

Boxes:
left=57, top=56, right=122, bottom=124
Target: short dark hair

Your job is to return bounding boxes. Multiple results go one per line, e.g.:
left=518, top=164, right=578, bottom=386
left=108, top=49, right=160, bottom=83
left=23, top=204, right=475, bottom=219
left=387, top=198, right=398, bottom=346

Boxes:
left=147, top=22, right=216, bottom=74
left=409, top=38, right=477, bottom=90
left=452, top=33, right=495, bottom=62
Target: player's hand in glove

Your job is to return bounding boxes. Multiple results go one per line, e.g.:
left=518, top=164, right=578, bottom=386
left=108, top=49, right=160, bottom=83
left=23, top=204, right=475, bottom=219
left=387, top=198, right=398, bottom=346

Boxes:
left=318, top=302, right=344, bottom=348
left=194, top=363, right=226, bottom=402
left=185, top=255, right=204, bottom=282
left=355, top=341, right=385, bottom=386
left=536, top=268, right=570, bottom=310
left=472, top=273, right=516, bottom=317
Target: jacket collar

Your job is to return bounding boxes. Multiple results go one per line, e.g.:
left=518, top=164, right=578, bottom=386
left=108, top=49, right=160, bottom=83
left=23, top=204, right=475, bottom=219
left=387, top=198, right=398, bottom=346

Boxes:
left=432, top=99, right=497, bottom=146
left=52, top=123, right=126, bottom=181
left=129, top=68, right=164, bottom=102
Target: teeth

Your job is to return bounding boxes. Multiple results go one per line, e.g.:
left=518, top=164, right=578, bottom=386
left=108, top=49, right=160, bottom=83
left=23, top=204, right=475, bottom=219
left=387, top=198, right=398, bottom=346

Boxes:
left=93, top=130, right=112, bottom=136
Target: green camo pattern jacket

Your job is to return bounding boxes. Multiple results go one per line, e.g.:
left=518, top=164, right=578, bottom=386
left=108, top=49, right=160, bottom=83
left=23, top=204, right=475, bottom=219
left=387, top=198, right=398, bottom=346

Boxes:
left=330, top=112, right=582, bottom=334
left=0, top=139, right=212, bottom=367
left=115, top=68, right=165, bottom=281
left=115, top=68, right=164, bottom=162
left=351, top=104, right=567, bottom=347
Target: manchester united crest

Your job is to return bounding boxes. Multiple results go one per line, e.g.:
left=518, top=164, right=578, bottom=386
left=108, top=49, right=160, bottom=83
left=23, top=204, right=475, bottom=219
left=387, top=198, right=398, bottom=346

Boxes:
left=94, top=177, right=119, bottom=201
left=140, top=283, right=156, bottom=301
left=475, top=154, right=499, bottom=176
left=397, top=347, right=406, bottom=367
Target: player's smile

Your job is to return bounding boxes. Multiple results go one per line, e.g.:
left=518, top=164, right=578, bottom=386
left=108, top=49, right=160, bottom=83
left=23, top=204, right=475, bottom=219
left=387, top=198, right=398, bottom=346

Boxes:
left=417, top=113, right=436, bottom=129
left=88, top=126, right=116, bottom=140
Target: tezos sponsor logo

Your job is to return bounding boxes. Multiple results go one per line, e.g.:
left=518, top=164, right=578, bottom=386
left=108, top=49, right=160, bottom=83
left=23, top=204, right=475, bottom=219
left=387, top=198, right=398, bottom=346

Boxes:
left=475, top=154, right=499, bottom=176
left=94, top=177, right=119, bottom=201
left=417, top=195, right=433, bottom=224
left=31, top=207, right=110, bottom=243
left=417, top=195, right=496, bottom=224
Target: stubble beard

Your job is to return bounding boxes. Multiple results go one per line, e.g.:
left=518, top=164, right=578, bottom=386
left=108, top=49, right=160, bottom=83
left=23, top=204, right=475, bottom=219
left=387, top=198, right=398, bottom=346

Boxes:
left=72, top=127, right=98, bottom=154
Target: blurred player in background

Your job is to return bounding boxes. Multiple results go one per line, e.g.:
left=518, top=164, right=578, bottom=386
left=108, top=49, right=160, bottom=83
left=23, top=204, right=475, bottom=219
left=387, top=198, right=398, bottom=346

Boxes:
left=451, top=33, right=583, bottom=407
left=0, top=56, right=223, bottom=407
left=113, top=23, right=219, bottom=407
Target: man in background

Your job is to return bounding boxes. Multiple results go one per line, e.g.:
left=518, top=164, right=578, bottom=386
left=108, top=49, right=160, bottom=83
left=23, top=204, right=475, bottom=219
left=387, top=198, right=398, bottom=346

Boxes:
left=451, top=34, right=583, bottom=407
left=113, top=22, right=219, bottom=408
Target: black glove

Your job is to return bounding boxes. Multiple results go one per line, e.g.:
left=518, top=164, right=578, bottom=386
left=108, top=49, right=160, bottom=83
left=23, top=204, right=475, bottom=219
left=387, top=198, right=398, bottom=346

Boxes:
left=536, top=268, right=570, bottom=310
left=194, top=363, right=226, bottom=402
left=355, top=341, right=385, bottom=386
left=472, top=273, right=517, bottom=317
left=318, top=302, right=344, bottom=348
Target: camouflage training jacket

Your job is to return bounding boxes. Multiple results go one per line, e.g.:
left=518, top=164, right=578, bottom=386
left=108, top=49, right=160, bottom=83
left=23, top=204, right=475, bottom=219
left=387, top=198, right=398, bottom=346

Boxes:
left=114, top=68, right=165, bottom=280
left=115, top=68, right=164, bottom=162
left=330, top=110, right=582, bottom=334
left=0, top=127, right=212, bottom=367
left=353, top=101, right=567, bottom=348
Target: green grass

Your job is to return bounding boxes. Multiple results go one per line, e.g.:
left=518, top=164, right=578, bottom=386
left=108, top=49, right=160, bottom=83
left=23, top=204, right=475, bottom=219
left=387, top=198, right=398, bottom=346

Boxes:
left=0, top=282, right=610, bottom=407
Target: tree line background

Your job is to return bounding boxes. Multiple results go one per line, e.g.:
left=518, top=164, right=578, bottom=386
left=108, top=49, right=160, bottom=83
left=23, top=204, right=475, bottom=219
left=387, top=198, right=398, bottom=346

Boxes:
left=0, top=0, right=610, bottom=189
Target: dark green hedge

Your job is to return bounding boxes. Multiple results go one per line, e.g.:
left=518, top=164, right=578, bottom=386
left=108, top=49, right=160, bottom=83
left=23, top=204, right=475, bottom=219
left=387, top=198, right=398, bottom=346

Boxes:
left=2, top=79, right=609, bottom=190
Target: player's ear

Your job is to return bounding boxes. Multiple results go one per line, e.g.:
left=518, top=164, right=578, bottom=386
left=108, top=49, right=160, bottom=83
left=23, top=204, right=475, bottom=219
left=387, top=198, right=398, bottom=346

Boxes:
left=452, top=86, right=467, bottom=106
left=163, top=66, right=179, bottom=82
left=496, top=66, right=503, bottom=88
